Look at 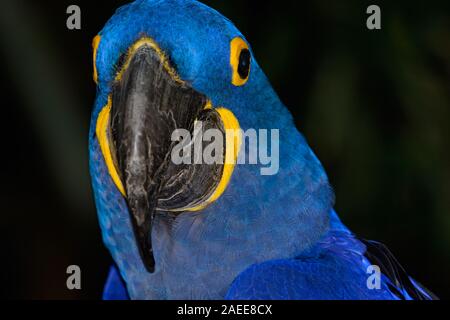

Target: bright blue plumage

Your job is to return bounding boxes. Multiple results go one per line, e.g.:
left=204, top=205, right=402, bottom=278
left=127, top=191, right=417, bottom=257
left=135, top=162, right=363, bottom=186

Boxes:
left=90, top=0, right=435, bottom=300
left=103, top=265, right=129, bottom=300
left=226, top=211, right=398, bottom=300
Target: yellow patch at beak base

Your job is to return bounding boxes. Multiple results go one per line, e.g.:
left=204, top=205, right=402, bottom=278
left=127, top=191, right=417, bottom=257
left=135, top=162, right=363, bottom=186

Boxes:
left=186, top=107, right=242, bottom=212
left=96, top=97, right=126, bottom=196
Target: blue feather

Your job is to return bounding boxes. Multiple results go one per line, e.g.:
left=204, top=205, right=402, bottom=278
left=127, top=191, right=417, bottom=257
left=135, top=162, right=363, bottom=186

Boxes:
left=103, top=265, right=129, bottom=300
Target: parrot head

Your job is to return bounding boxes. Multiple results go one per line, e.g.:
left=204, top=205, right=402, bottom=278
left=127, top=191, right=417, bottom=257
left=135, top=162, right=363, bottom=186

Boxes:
left=90, top=0, right=334, bottom=299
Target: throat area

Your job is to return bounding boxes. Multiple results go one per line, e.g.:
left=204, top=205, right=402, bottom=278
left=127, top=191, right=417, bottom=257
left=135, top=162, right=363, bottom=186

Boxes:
left=123, top=174, right=332, bottom=299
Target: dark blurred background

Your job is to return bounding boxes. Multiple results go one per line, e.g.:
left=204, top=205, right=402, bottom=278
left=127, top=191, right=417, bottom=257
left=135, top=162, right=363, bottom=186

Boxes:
left=0, top=0, right=448, bottom=299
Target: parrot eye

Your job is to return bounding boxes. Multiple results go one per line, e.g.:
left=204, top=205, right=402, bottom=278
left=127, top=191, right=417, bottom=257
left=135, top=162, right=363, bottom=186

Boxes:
left=238, top=49, right=251, bottom=80
left=230, top=37, right=251, bottom=86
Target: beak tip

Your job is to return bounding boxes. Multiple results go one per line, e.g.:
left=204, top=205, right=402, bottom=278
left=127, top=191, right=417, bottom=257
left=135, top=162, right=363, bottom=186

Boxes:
left=144, top=259, right=156, bottom=273
left=138, top=236, right=156, bottom=273
left=134, top=218, right=157, bottom=274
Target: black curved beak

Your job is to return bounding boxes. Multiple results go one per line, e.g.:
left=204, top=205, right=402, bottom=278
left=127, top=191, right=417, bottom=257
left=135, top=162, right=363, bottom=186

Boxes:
left=109, top=44, right=208, bottom=272
left=107, top=39, right=228, bottom=273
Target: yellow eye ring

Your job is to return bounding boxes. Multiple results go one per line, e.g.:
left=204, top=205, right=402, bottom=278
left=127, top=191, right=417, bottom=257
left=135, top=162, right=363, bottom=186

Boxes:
left=230, top=37, right=251, bottom=86
left=92, top=35, right=101, bottom=84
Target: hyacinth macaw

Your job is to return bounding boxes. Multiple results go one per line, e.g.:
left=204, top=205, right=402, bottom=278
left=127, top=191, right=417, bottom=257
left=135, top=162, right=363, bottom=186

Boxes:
left=89, top=0, right=437, bottom=300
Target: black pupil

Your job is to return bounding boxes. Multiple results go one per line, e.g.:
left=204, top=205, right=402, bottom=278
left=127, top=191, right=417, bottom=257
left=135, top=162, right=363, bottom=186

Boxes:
left=237, top=49, right=251, bottom=79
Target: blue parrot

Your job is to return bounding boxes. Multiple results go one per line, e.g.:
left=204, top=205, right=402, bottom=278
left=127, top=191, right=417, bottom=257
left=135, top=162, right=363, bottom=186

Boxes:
left=89, top=0, right=437, bottom=300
